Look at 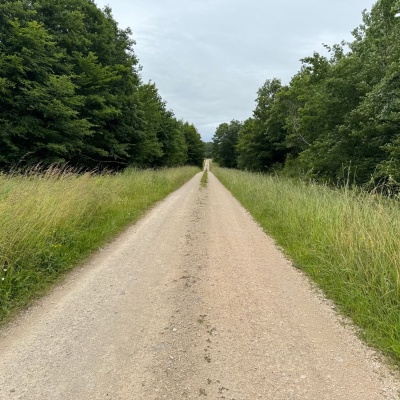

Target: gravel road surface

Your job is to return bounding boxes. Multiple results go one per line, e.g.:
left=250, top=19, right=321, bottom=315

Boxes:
left=0, top=168, right=399, bottom=399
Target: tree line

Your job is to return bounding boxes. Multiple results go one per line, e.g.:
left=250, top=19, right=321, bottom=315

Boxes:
left=0, top=0, right=205, bottom=170
left=212, top=0, right=400, bottom=187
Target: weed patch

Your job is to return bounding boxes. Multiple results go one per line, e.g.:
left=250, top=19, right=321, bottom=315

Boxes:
left=200, top=170, right=208, bottom=188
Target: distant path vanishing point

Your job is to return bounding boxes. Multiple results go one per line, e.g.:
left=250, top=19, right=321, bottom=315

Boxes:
left=0, top=168, right=399, bottom=399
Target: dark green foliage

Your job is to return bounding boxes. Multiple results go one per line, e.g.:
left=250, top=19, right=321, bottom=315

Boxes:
left=237, top=79, right=288, bottom=172
left=0, top=1, right=91, bottom=167
left=156, top=110, right=188, bottom=167
left=180, top=121, right=205, bottom=168
left=219, top=0, right=400, bottom=188
left=204, top=142, right=213, bottom=158
left=135, top=83, right=164, bottom=166
left=212, top=120, right=242, bottom=168
left=0, top=0, right=201, bottom=170
left=32, top=0, right=143, bottom=167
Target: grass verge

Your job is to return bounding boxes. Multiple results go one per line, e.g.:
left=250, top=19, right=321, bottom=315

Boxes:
left=0, top=166, right=198, bottom=324
left=200, top=169, right=208, bottom=188
left=213, top=166, right=400, bottom=363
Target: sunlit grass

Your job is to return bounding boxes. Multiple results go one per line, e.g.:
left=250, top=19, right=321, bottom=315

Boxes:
left=213, top=166, right=400, bottom=362
left=0, top=166, right=199, bottom=323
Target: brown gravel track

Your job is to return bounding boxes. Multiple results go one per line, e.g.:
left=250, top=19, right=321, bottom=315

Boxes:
left=0, top=166, right=399, bottom=399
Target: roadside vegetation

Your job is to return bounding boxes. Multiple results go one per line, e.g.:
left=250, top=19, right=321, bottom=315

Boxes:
left=213, top=166, right=400, bottom=363
left=212, top=1, right=400, bottom=189
left=200, top=169, right=208, bottom=188
left=0, top=166, right=198, bottom=323
left=0, top=0, right=205, bottom=171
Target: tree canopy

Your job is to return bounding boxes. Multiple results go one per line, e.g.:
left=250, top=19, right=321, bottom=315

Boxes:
left=0, top=0, right=204, bottom=170
left=212, top=0, right=400, bottom=188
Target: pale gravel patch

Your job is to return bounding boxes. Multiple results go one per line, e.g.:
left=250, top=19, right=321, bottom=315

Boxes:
left=0, top=166, right=399, bottom=399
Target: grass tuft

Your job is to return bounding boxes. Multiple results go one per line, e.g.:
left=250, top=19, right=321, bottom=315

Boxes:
left=200, top=169, right=208, bottom=188
left=213, top=166, right=400, bottom=363
left=0, top=166, right=198, bottom=323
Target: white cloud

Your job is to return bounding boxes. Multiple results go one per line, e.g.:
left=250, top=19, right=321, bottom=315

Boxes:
left=96, top=0, right=376, bottom=141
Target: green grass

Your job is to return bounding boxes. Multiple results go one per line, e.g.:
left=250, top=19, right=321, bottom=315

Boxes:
left=213, top=166, right=400, bottom=363
left=0, top=166, right=199, bottom=323
left=200, top=169, right=208, bottom=188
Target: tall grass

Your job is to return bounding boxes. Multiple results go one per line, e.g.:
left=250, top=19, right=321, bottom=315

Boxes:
left=0, top=166, right=199, bottom=323
left=213, top=166, right=400, bottom=362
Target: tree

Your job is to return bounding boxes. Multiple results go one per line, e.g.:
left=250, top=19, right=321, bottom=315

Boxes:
left=237, top=78, right=287, bottom=171
left=134, top=82, right=164, bottom=166
left=32, top=0, right=143, bottom=168
left=0, top=2, right=92, bottom=168
left=0, top=0, right=227, bottom=171
left=212, top=120, right=242, bottom=168
left=210, top=0, right=400, bottom=187
left=204, top=142, right=213, bottom=159
left=282, top=51, right=368, bottom=182
left=180, top=121, right=205, bottom=168
left=156, top=110, right=187, bottom=167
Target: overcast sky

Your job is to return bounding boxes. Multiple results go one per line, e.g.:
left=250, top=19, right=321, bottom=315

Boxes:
left=95, top=0, right=377, bottom=141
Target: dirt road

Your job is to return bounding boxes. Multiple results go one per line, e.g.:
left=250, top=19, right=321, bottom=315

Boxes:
left=0, top=169, right=399, bottom=399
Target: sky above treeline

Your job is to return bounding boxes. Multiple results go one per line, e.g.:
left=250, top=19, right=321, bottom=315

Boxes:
left=95, top=0, right=377, bottom=142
